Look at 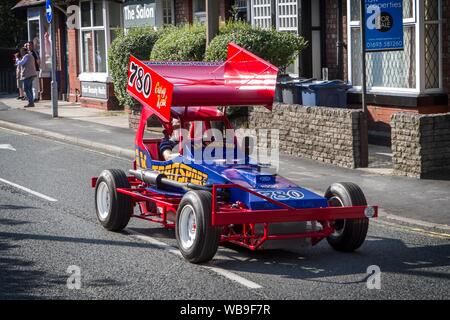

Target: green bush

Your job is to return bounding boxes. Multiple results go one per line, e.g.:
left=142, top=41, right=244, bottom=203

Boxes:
left=108, top=27, right=160, bottom=108
left=150, top=24, right=206, bottom=61
left=205, top=26, right=307, bottom=73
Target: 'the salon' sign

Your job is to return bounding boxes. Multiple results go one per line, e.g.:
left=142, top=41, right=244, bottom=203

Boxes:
left=123, top=0, right=156, bottom=28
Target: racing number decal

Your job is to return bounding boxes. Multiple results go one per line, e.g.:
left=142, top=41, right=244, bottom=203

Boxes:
left=128, top=61, right=152, bottom=99
left=127, top=55, right=173, bottom=123
left=259, top=190, right=304, bottom=201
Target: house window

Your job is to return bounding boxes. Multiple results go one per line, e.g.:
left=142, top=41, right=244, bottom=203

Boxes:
left=251, top=0, right=272, bottom=29
left=80, top=0, right=107, bottom=73
left=109, top=1, right=122, bottom=44
left=27, top=7, right=51, bottom=72
left=277, top=0, right=297, bottom=32
left=193, top=0, right=206, bottom=23
left=347, top=0, right=443, bottom=93
left=162, top=0, right=174, bottom=24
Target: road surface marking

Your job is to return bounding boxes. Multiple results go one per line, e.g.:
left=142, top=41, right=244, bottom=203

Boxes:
left=374, top=219, right=450, bottom=240
left=0, top=127, right=28, bottom=136
left=0, top=144, right=16, bottom=151
left=125, top=229, right=262, bottom=289
left=202, top=265, right=262, bottom=289
left=0, top=177, right=58, bottom=202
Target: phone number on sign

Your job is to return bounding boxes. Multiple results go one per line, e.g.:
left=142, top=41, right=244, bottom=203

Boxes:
left=367, top=40, right=403, bottom=49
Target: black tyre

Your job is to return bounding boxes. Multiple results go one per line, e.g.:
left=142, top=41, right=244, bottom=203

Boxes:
left=325, top=182, right=369, bottom=252
left=175, top=191, right=221, bottom=263
left=95, top=169, right=133, bottom=231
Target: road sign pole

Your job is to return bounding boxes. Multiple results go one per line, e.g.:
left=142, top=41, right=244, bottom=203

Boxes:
left=49, top=3, right=58, bottom=118
left=359, top=0, right=369, bottom=167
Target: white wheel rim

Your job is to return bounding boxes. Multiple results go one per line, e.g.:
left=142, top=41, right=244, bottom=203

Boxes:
left=179, top=204, right=197, bottom=250
left=328, top=196, right=346, bottom=237
left=96, top=181, right=111, bottom=221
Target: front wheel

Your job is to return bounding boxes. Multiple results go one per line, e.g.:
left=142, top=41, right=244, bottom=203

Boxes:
left=95, top=169, right=133, bottom=231
left=175, top=191, right=221, bottom=263
left=325, top=182, right=369, bottom=252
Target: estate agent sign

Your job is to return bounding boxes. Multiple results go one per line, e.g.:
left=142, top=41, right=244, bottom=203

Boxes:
left=123, top=0, right=156, bottom=28
left=364, top=0, right=404, bottom=52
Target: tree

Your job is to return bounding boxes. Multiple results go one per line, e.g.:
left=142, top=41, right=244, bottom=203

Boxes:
left=0, top=1, right=27, bottom=48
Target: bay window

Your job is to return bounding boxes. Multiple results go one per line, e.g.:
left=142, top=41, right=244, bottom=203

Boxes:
left=79, top=0, right=122, bottom=76
left=347, top=0, right=443, bottom=94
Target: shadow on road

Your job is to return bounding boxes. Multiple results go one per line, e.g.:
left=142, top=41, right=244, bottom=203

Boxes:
left=213, top=236, right=450, bottom=283
left=127, top=225, right=450, bottom=283
left=1, top=223, right=448, bottom=297
left=0, top=239, right=66, bottom=299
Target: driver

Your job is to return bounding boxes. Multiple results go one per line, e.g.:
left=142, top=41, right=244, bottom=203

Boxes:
left=160, top=119, right=181, bottom=161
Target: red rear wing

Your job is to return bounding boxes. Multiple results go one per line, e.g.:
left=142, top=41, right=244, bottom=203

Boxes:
left=127, top=43, right=279, bottom=123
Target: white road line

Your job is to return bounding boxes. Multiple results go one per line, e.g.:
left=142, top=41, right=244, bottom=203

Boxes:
left=202, top=265, right=262, bottom=289
left=0, top=177, right=58, bottom=202
left=0, top=144, right=16, bottom=151
left=125, top=229, right=263, bottom=289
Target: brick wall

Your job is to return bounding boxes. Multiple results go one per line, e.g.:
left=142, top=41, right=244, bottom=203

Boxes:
left=391, top=113, right=450, bottom=178
left=175, top=0, right=230, bottom=25
left=175, top=0, right=192, bottom=24
left=67, top=28, right=80, bottom=103
left=248, top=104, right=363, bottom=169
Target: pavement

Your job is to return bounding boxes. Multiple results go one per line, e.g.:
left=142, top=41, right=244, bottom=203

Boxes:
left=0, top=94, right=449, bottom=228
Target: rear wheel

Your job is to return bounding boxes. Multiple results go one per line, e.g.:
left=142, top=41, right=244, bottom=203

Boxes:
left=95, top=169, right=133, bottom=231
left=325, top=182, right=369, bottom=252
left=175, top=191, right=221, bottom=263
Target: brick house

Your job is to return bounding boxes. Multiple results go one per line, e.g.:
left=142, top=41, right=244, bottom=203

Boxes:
left=246, top=0, right=450, bottom=143
left=12, top=0, right=238, bottom=110
left=12, top=0, right=450, bottom=143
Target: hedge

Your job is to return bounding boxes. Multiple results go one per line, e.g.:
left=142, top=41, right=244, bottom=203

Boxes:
left=150, top=23, right=206, bottom=61
left=108, top=27, right=161, bottom=108
left=205, top=26, right=307, bottom=73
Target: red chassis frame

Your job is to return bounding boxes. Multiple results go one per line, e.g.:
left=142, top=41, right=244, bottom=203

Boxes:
left=91, top=176, right=378, bottom=250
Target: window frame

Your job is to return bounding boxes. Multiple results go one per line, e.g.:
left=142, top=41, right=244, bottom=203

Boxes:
left=78, top=0, right=110, bottom=78
left=346, top=0, right=443, bottom=95
left=162, top=0, right=175, bottom=25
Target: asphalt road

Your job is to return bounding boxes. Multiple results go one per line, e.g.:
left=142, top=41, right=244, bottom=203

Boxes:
left=0, top=127, right=449, bottom=300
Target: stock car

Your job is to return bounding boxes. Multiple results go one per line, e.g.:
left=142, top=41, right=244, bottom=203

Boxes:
left=92, top=43, right=377, bottom=263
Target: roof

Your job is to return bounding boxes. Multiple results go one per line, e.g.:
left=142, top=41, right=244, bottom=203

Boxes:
left=12, top=0, right=45, bottom=10
left=12, top=0, right=123, bottom=10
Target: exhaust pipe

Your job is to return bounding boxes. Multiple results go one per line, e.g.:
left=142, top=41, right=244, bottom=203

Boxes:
left=129, top=169, right=212, bottom=191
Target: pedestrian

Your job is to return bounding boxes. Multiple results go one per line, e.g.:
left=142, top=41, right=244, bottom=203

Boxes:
left=25, top=41, right=40, bottom=102
left=14, top=51, right=25, bottom=100
left=15, top=47, right=37, bottom=108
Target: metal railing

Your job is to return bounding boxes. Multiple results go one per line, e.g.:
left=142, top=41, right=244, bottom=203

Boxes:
left=0, top=69, right=17, bottom=94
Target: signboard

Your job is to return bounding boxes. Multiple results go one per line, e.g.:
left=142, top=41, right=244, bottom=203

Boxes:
left=45, top=0, right=52, bottom=23
left=364, top=0, right=403, bottom=52
left=127, top=55, right=173, bottom=123
left=81, top=82, right=108, bottom=100
left=123, top=0, right=156, bottom=29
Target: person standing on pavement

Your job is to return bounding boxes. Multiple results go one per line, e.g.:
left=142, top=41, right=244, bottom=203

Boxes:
left=15, top=47, right=37, bottom=108
left=25, top=41, right=40, bottom=102
left=14, top=51, right=25, bottom=100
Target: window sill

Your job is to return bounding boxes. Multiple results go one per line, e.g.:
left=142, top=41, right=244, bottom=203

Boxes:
left=78, top=73, right=111, bottom=83
left=348, top=91, right=448, bottom=108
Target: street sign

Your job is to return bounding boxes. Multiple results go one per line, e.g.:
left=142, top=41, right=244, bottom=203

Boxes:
left=45, top=0, right=53, bottom=23
left=364, top=0, right=403, bottom=52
